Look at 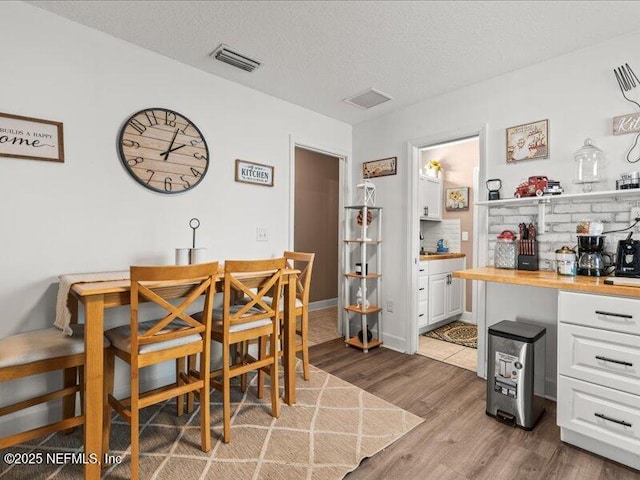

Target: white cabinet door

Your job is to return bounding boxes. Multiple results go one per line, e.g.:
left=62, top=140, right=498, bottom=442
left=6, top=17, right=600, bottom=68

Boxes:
left=429, top=273, right=448, bottom=324
left=448, top=273, right=464, bottom=316
left=419, top=176, right=442, bottom=220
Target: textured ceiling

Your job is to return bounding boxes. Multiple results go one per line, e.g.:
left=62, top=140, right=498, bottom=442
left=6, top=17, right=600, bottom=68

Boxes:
left=28, top=1, right=640, bottom=125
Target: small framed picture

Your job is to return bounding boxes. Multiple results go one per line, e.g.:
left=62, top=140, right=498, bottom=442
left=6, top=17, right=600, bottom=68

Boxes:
left=362, top=156, right=397, bottom=178
left=445, top=187, right=469, bottom=211
left=234, top=159, right=274, bottom=187
left=506, top=119, right=548, bottom=163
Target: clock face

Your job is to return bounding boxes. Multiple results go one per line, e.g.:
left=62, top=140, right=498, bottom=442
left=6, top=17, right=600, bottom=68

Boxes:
left=118, top=108, right=209, bottom=194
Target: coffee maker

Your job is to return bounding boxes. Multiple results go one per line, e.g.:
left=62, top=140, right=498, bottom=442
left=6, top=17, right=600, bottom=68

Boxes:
left=577, top=235, right=613, bottom=276
left=615, top=232, right=640, bottom=277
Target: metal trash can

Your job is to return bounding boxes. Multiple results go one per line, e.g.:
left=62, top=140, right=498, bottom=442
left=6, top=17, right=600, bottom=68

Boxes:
left=487, top=320, right=546, bottom=430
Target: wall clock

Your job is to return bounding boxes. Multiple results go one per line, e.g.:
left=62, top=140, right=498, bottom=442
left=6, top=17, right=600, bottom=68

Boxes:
left=117, top=108, right=209, bottom=194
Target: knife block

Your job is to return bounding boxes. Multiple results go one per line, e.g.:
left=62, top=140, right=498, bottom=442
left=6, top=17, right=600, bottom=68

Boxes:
left=517, top=239, right=538, bottom=271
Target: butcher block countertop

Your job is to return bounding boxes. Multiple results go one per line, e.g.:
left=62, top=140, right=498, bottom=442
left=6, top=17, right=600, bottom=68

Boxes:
left=420, top=253, right=466, bottom=261
left=453, top=267, right=640, bottom=299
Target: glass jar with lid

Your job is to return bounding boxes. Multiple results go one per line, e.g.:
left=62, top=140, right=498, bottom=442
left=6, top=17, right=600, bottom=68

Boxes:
left=574, top=138, right=605, bottom=192
left=495, top=230, right=517, bottom=269
left=555, top=246, right=577, bottom=276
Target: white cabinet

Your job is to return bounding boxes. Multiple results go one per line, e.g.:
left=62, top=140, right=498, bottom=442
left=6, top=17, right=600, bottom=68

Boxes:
left=419, top=257, right=465, bottom=328
left=557, top=291, right=640, bottom=470
left=419, top=175, right=442, bottom=221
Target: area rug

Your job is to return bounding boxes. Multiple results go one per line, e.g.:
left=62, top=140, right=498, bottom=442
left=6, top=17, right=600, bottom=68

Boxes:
left=1, top=363, right=423, bottom=480
left=424, top=321, right=477, bottom=349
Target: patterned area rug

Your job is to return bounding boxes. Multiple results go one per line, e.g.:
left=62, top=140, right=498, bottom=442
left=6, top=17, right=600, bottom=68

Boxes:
left=0, top=363, right=423, bottom=480
left=424, top=321, right=477, bottom=349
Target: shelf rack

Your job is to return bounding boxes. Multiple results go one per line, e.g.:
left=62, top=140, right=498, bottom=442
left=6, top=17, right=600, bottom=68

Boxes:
left=342, top=205, right=383, bottom=352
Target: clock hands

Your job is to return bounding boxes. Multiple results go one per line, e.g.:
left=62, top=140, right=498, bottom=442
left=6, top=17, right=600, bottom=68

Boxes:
left=159, top=129, right=186, bottom=161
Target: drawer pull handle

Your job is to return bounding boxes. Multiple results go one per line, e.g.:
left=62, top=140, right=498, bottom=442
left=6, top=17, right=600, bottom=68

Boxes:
left=419, top=269, right=425, bottom=272
left=419, top=313, right=425, bottom=317
left=595, top=310, right=633, bottom=319
left=595, top=355, right=633, bottom=367
left=594, top=412, right=632, bottom=428
left=419, top=287, right=425, bottom=291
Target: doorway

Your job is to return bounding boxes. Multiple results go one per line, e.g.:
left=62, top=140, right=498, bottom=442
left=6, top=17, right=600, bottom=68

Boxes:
left=406, top=125, right=488, bottom=378
left=293, top=146, right=342, bottom=345
left=417, top=137, right=479, bottom=372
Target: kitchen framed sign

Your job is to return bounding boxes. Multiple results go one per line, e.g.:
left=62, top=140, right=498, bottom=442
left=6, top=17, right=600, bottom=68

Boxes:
left=234, top=159, right=274, bottom=187
left=0, top=112, right=64, bottom=162
left=613, top=112, right=640, bottom=136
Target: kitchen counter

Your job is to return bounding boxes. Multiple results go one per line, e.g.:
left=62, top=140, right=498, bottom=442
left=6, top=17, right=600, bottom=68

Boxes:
left=420, top=253, right=466, bottom=261
left=453, top=266, right=640, bottom=298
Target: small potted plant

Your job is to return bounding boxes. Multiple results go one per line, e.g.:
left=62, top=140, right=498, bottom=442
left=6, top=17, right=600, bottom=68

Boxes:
left=425, top=160, right=443, bottom=179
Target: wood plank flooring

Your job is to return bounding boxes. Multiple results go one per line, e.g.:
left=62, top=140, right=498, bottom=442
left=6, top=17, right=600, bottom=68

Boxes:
left=310, top=339, right=640, bottom=480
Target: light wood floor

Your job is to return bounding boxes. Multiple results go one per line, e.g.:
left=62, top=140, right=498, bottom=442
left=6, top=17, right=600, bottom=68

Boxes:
left=310, top=339, right=640, bottom=480
left=308, top=306, right=341, bottom=345
left=417, top=336, right=478, bottom=372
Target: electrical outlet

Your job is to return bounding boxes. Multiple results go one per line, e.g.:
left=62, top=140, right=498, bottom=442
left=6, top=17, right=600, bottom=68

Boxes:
left=386, top=301, right=394, bottom=312
left=462, top=231, right=469, bottom=241
left=631, top=206, right=640, bottom=223
left=256, top=227, right=268, bottom=241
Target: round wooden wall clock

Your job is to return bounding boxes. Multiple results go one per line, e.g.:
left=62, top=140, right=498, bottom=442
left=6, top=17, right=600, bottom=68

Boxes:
left=117, top=108, right=209, bottom=194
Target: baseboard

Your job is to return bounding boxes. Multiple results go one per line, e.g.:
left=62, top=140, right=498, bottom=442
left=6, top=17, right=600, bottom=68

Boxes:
left=379, top=332, right=406, bottom=353
left=309, top=298, right=338, bottom=312
left=460, top=311, right=474, bottom=324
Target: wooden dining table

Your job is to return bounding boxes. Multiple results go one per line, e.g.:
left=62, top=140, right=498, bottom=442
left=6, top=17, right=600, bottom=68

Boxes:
left=66, top=267, right=299, bottom=480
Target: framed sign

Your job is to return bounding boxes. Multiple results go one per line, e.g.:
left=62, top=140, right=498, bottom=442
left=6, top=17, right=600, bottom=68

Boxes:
left=0, top=112, right=64, bottom=162
left=362, top=156, right=397, bottom=178
left=506, top=119, right=548, bottom=163
left=235, top=159, right=274, bottom=187
left=445, top=187, right=469, bottom=211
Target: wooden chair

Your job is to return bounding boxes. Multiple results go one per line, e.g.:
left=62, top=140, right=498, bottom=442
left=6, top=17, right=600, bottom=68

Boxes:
left=0, top=324, right=102, bottom=449
left=255, top=251, right=315, bottom=395
left=191, top=258, right=285, bottom=443
left=103, top=262, right=217, bottom=480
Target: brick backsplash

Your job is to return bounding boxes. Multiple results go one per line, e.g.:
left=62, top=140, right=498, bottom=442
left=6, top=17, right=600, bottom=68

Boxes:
left=488, top=197, right=640, bottom=271
left=421, top=219, right=461, bottom=253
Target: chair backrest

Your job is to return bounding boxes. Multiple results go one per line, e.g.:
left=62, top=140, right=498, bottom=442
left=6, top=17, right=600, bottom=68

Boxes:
left=130, top=262, right=219, bottom=354
left=284, top=251, right=315, bottom=306
left=223, top=258, right=286, bottom=329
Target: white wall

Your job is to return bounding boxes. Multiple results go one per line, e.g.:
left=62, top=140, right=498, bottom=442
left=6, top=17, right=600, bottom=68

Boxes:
left=353, top=29, right=640, bottom=353
left=0, top=2, right=351, bottom=433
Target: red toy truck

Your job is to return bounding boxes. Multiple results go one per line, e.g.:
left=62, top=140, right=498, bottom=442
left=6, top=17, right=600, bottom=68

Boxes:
left=514, top=176, right=548, bottom=198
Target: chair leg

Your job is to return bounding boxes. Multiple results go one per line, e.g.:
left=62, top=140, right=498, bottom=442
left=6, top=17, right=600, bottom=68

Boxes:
left=257, top=336, right=267, bottom=399
left=79, top=365, right=85, bottom=415
left=61, top=367, right=77, bottom=434
left=270, top=333, right=280, bottom=418
left=186, top=354, right=196, bottom=414
left=222, top=340, right=231, bottom=443
left=176, top=357, right=185, bottom=416
left=239, top=342, right=248, bottom=393
left=200, top=344, right=211, bottom=452
left=102, top=350, right=115, bottom=458
left=301, top=310, right=310, bottom=381
left=130, top=364, right=140, bottom=480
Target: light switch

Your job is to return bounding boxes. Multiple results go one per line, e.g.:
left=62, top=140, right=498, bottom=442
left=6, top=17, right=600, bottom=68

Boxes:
left=462, top=231, right=469, bottom=241
left=256, top=227, right=268, bottom=242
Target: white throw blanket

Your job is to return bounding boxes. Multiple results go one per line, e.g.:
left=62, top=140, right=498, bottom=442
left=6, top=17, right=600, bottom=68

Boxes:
left=55, top=271, right=129, bottom=335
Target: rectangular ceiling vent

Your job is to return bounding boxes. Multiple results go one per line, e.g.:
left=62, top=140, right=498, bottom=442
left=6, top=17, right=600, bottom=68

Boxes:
left=344, top=88, right=393, bottom=109
left=210, top=44, right=261, bottom=72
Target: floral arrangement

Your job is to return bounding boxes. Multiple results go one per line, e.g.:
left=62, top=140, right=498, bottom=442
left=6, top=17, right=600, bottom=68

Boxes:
left=428, top=160, right=442, bottom=171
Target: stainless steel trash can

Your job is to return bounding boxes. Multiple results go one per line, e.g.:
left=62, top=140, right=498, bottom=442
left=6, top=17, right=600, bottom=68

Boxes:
left=487, top=320, right=546, bottom=430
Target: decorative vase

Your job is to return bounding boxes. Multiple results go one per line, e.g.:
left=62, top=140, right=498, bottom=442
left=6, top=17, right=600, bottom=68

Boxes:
left=357, top=327, right=373, bottom=343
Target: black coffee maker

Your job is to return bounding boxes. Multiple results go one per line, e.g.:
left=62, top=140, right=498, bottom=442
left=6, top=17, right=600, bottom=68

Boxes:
left=615, top=232, right=640, bottom=277
left=577, top=235, right=613, bottom=276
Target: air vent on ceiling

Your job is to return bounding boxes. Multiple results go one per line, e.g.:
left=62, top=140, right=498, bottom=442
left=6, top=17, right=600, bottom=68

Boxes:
left=344, top=88, right=393, bottom=109
left=210, top=44, right=261, bottom=72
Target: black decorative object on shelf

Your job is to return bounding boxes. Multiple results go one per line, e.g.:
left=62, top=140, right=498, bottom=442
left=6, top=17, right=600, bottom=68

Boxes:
left=357, top=327, right=373, bottom=344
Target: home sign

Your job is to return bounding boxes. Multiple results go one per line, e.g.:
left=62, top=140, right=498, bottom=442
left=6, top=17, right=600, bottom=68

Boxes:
left=0, top=112, right=64, bottom=162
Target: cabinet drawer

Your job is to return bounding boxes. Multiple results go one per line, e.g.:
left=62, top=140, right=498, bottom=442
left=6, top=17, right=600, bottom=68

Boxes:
left=418, top=276, right=428, bottom=300
left=559, top=323, right=640, bottom=396
left=419, top=262, right=429, bottom=277
left=558, top=291, right=640, bottom=336
left=557, top=376, right=640, bottom=458
left=418, top=300, right=428, bottom=328
left=429, top=258, right=465, bottom=276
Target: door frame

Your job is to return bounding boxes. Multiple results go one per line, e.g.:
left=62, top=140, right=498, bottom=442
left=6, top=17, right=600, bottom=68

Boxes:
left=405, top=125, right=488, bottom=378
left=289, top=135, right=351, bottom=335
